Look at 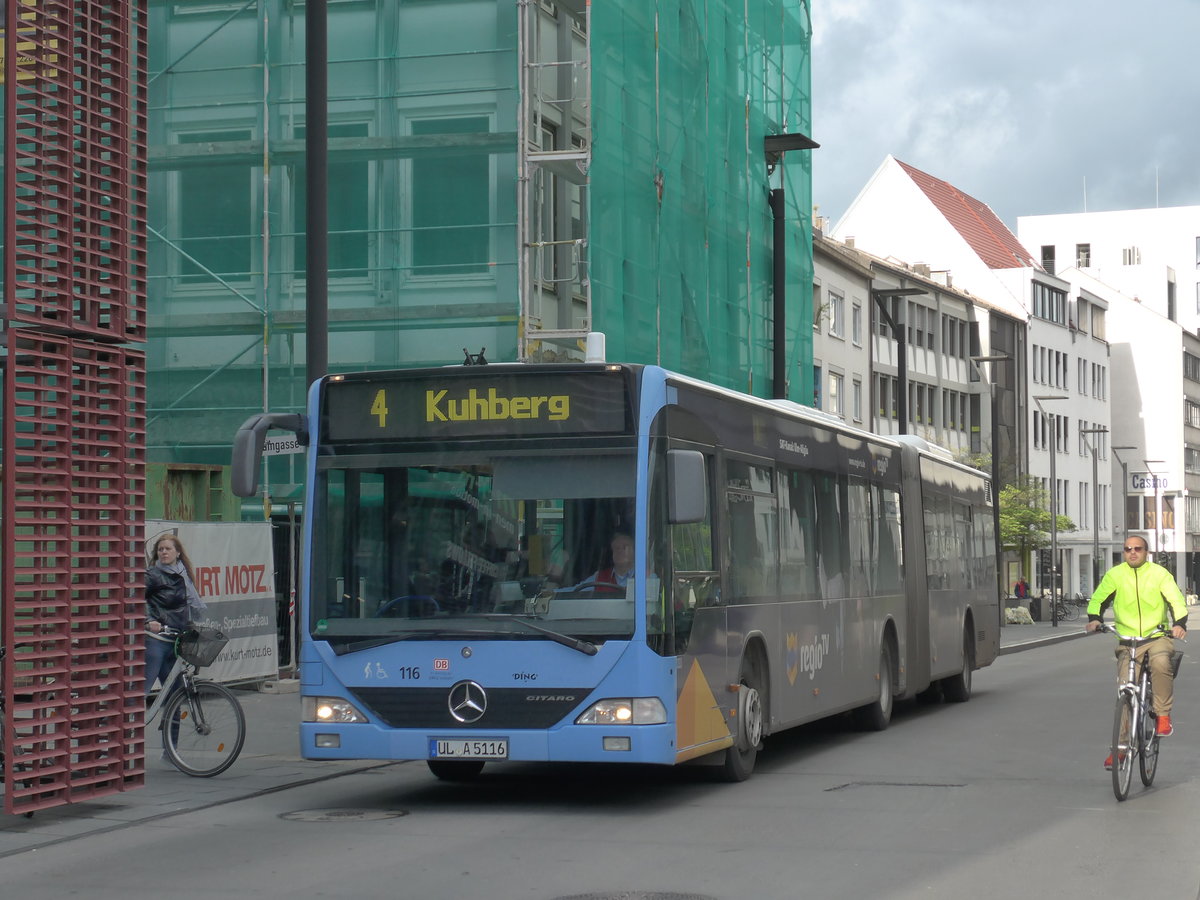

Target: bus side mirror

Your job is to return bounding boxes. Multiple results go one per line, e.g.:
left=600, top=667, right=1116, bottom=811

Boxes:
left=231, top=413, right=307, bottom=497
left=667, top=449, right=707, bottom=524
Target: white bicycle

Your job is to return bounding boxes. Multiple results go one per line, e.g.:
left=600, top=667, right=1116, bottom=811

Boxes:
left=147, top=627, right=246, bottom=777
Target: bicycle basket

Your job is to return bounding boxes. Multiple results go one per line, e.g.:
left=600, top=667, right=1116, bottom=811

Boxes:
left=176, top=627, right=228, bottom=668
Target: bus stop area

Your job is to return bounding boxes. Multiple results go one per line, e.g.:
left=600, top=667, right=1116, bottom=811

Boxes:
left=0, top=622, right=1088, bottom=855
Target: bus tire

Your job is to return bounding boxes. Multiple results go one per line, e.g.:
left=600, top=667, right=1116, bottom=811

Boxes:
left=427, top=759, right=486, bottom=781
left=941, top=626, right=974, bottom=703
left=853, top=643, right=894, bottom=731
left=721, top=651, right=766, bottom=782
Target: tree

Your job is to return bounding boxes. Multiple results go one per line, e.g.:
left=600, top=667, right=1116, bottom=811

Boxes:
left=999, top=475, right=1076, bottom=574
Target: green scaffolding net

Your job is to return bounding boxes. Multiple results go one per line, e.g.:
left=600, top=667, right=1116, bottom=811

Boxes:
left=145, top=0, right=812, bottom=501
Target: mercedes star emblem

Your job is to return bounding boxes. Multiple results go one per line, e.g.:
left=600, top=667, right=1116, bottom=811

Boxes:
left=447, top=680, right=487, bottom=723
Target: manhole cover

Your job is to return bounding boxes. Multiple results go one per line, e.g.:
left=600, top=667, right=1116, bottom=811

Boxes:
left=280, top=808, right=409, bottom=822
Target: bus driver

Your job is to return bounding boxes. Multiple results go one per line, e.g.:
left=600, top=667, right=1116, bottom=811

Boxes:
left=584, top=530, right=635, bottom=593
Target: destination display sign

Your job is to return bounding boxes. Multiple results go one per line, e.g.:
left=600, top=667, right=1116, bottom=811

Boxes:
left=322, top=368, right=632, bottom=442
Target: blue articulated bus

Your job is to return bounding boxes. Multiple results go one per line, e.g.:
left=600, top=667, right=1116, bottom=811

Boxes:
left=233, top=359, right=998, bottom=781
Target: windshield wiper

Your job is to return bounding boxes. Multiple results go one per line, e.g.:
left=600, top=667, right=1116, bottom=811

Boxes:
left=329, top=631, right=485, bottom=655
left=478, top=614, right=599, bottom=656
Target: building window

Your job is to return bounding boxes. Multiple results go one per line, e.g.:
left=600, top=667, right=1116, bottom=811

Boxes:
left=412, top=116, right=492, bottom=276
left=1041, top=245, right=1056, bottom=273
left=293, top=122, right=371, bottom=278
left=1122, top=246, right=1141, bottom=266
left=1032, top=282, right=1068, bottom=325
left=177, top=129, right=253, bottom=281
left=852, top=378, right=862, bottom=422
left=851, top=303, right=862, bottom=345
left=813, top=365, right=822, bottom=408
left=828, top=372, right=843, bottom=416
left=1076, top=243, right=1091, bottom=267
left=1186, top=400, right=1200, bottom=428
left=828, top=292, right=845, bottom=338
left=877, top=295, right=899, bottom=338
left=1185, top=353, right=1200, bottom=383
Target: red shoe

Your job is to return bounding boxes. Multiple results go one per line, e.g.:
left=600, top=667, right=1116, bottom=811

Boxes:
left=1156, top=715, right=1174, bottom=737
left=1103, top=751, right=1126, bottom=770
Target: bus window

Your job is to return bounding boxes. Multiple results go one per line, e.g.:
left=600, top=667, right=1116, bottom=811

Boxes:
left=876, top=487, right=904, bottom=594
left=725, top=459, right=778, bottom=601
left=813, top=472, right=848, bottom=600
left=780, top=467, right=819, bottom=601
left=847, top=478, right=873, bottom=597
left=311, top=451, right=640, bottom=646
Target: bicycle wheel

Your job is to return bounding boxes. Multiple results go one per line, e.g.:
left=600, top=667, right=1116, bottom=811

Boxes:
left=1111, top=693, right=1135, bottom=800
left=1139, top=702, right=1160, bottom=786
left=161, top=681, right=246, bottom=777
left=1057, top=601, right=1079, bottom=622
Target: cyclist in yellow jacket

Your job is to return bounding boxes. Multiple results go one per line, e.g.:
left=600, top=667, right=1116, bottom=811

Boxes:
left=1086, top=534, right=1187, bottom=761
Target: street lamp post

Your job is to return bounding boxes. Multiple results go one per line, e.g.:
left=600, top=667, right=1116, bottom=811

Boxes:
left=1080, top=427, right=1109, bottom=591
left=971, top=353, right=1012, bottom=628
left=1112, top=446, right=1135, bottom=558
left=1144, top=459, right=1166, bottom=558
left=1035, top=395, right=1068, bottom=626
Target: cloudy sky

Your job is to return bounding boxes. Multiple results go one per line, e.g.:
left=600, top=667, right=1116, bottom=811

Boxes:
left=810, top=0, right=1200, bottom=231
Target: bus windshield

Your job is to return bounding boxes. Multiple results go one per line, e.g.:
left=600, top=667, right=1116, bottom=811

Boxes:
left=311, top=450, right=641, bottom=647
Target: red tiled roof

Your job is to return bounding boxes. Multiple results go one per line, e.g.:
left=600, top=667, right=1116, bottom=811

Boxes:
left=894, top=159, right=1040, bottom=271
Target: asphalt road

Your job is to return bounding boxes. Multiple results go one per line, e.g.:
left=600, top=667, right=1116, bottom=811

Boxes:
left=4, top=632, right=1200, bottom=899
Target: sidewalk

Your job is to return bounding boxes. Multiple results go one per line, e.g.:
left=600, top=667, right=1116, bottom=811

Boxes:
left=998, top=618, right=1090, bottom=654
left=0, top=684, right=395, bottom=858
left=2, top=625, right=1087, bottom=853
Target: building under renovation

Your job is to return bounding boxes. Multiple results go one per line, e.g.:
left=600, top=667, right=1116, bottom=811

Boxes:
left=146, top=0, right=815, bottom=510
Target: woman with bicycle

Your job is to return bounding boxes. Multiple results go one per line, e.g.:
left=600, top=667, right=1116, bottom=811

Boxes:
left=1085, top=534, right=1187, bottom=761
left=145, top=533, right=206, bottom=694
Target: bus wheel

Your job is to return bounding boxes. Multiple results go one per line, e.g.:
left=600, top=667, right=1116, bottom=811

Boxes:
left=427, top=759, right=486, bottom=781
left=721, top=654, right=765, bottom=782
left=853, top=643, right=894, bottom=731
left=941, top=627, right=974, bottom=703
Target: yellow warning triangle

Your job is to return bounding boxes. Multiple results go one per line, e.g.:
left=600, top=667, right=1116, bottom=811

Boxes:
left=676, top=659, right=732, bottom=753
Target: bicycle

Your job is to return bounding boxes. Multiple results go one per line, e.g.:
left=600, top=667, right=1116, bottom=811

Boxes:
left=1041, top=592, right=1078, bottom=622
left=147, top=626, right=246, bottom=777
left=1096, top=622, right=1182, bottom=801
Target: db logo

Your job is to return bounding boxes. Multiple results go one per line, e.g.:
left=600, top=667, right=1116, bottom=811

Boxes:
left=433, top=658, right=449, bottom=671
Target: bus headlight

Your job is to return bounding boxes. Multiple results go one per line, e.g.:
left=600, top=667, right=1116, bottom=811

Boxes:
left=575, top=698, right=666, bottom=725
left=303, top=695, right=368, bottom=724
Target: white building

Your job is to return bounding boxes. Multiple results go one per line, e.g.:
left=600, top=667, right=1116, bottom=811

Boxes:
left=831, top=156, right=1113, bottom=596
left=1019, top=207, right=1200, bottom=590
left=1017, top=206, right=1200, bottom=334
left=1053, top=268, right=1198, bottom=588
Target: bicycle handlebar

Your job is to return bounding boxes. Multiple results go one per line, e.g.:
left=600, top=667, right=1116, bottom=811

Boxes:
left=146, top=625, right=187, bottom=643
left=1093, top=621, right=1183, bottom=644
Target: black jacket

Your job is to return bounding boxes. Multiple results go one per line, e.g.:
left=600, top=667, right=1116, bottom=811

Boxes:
left=145, top=565, right=193, bottom=631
